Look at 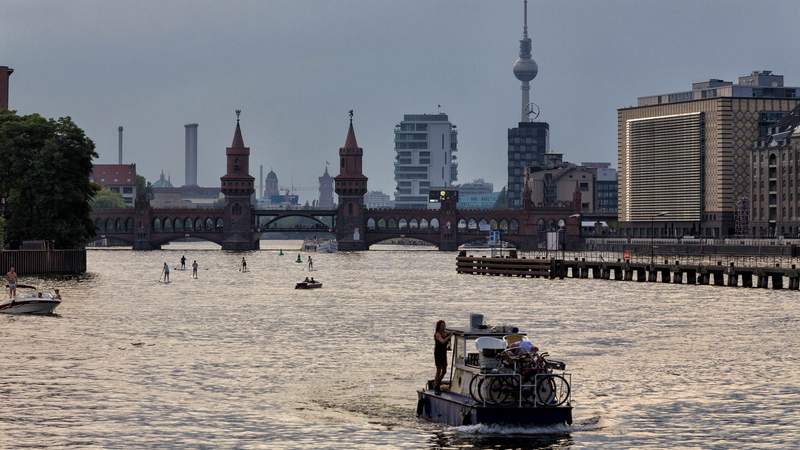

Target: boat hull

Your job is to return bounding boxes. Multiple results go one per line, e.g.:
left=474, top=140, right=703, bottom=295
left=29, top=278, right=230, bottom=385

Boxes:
left=295, top=282, right=322, bottom=289
left=417, top=389, right=572, bottom=427
left=0, top=299, right=60, bottom=315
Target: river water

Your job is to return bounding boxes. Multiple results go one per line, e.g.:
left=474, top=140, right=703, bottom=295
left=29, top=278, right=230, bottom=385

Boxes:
left=2, top=242, right=799, bottom=449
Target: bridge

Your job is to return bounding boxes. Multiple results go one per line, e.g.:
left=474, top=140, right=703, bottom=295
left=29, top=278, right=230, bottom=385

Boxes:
left=91, top=115, right=580, bottom=251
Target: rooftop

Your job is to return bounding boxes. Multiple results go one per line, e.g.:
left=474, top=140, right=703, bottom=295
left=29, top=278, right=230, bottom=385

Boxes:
left=635, top=70, right=799, bottom=107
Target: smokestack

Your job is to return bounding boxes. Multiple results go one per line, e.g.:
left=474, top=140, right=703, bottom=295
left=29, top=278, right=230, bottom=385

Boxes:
left=259, top=165, right=264, bottom=200
left=184, top=123, right=198, bottom=186
left=117, top=126, right=123, bottom=164
left=0, top=66, right=13, bottom=111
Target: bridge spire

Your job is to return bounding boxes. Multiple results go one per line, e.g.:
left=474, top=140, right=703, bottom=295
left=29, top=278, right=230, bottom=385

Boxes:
left=231, top=109, right=245, bottom=148
left=335, top=110, right=368, bottom=250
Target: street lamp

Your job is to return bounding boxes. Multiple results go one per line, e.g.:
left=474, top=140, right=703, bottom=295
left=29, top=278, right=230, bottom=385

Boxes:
left=650, top=211, right=668, bottom=266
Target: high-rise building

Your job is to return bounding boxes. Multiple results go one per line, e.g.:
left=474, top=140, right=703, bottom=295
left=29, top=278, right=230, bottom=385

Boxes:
left=457, top=179, right=499, bottom=209
left=750, top=104, right=800, bottom=237
left=393, top=113, right=458, bottom=208
left=581, top=162, right=618, bottom=215
left=618, top=70, right=800, bottom=238
left=508, top=123, right=550, bottom=208
left=507, top=1, right=550, bottom=209
left=318, top=165, right=335, bottom=208
left=364, top=191, right=394, bottom=209
left=184, top=123, right=198, bottom=186
left=264, top=169, right=279, bottom=199
left=0, top=66, right=12, bottom=110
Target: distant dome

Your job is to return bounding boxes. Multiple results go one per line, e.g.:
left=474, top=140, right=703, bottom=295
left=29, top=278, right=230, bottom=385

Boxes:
left=513, top=57, right=538, bottom=82
left=152, top=170, right=173, bottom=188
left=266, top=170, right=278, bottom=181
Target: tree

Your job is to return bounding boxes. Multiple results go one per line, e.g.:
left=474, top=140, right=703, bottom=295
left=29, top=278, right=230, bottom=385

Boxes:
left=0, top=216, right=5, bottom=249
left=494, top=187, right=508, bottom=209
left=0, top=110, right=98, bottom=249
left=92, top=187, right=127, bottom=209
left=135, top=175, right=147, bottom=197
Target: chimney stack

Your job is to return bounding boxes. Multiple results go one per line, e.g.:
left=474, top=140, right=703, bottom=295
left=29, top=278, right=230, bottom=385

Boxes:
left=118, top=126, right=123, bottom=164
left=0, top=66, right=13, bottom=110
left=184, top=123, right=198, bottom=186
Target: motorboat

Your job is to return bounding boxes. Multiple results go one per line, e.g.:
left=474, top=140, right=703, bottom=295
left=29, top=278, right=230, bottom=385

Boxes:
left=302, top=238, right=338, bottom=253
left=295, top=280, right=322, bottom=289
left=417, top=313, right=572, bottom=426
left=0, top=286, right=61, bottom=315
left=317, top=239, right=337, bottom=253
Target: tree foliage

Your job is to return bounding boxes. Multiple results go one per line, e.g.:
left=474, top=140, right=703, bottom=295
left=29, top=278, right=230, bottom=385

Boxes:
left=0, top=110, right=98, bottom=249
left=92, top=187, right=127, bottom=209
left=0, top=216, right=5, bottom=249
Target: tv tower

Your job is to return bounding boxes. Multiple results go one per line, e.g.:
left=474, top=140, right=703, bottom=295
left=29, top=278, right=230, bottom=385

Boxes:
left=513, top=0, right=538, bottom=123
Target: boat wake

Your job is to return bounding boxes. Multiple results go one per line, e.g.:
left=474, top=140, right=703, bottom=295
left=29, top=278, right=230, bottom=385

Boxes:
left=453, top=415, right=604, bottom=435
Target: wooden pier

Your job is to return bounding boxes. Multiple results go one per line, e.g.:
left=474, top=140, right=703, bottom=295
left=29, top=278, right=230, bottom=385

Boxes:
left=456, top=253, right=800, bottom=291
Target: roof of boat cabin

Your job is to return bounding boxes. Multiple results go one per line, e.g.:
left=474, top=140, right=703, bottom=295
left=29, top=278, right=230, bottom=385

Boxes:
left=446, top=327, right=526, bottom=338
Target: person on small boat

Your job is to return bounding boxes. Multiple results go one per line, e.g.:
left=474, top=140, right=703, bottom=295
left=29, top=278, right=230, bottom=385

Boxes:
left=192, top=260, right=198, bottom=279
left=310, top=277, right=316, bottom=283
left=162, top=262, right=170, bottom=283
left=180, top=255, right=186, bottom=270
left=54, top=289, right=62, bottom=300
left=304, top=277, right=310, bottom=283
left=241, top=257, right=247, bottom=272
left=5, top=266, right=17, bottom=298
left=434, top=320, right=453, bottom=394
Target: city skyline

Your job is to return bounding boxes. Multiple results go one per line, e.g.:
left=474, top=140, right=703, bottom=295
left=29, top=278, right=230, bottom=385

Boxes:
left=3, top=0, right=799, bottom=201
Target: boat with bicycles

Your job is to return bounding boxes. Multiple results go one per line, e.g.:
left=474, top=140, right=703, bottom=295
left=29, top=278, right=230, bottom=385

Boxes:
left=416, top=314, right=572, bottom=426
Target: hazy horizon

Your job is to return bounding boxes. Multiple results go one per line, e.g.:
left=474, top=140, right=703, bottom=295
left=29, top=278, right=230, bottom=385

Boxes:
left=3, top=0, right=799, bottom=202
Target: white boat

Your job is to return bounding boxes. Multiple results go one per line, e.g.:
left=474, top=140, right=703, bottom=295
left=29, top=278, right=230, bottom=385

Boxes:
left=302, top=238, right=338, bottom=253
left=317, top=239, right=337, bottom=253
left=0, top=291, right=61, bottom=315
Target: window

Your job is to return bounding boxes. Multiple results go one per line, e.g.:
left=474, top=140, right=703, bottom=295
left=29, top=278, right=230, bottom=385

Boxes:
left=580, top=182, right=589, bottom=192
left=122, top=187, right=133, bottom=194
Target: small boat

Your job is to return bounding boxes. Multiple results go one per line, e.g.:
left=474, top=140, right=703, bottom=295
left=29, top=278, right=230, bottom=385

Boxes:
left=417, top=313, right=573, bottom=426
left=0, top=286, right=61, bottom=315
left=302, top=238, right=337, bottom=253
left=295, top=280, right=322, bottom=289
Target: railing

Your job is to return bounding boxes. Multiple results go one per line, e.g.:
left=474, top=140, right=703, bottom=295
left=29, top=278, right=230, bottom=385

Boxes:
left=522, top=249, right=800, bottom=270
left=0, top=249, right=87, bottom=275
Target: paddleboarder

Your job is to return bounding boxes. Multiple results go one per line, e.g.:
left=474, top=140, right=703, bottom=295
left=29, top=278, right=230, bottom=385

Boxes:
left=192, top=260, right=198, bottom=279
left=162, top=262, right=170, bottom=283
left=180, top=255, right=186, bottom=270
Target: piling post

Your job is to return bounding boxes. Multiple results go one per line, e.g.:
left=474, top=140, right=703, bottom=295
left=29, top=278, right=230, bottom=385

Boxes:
left=772, top=273, right=784, bottom=290
left=686, top=270, right=696, bottom=284
left=661, top=268, right=671, bottom=283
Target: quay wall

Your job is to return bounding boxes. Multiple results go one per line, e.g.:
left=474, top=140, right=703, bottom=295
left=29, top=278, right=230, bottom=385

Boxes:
left=0, top=249, right=86, bottom=275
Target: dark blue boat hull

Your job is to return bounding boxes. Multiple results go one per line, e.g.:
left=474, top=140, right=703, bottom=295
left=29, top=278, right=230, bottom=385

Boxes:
left=417, top=389, right=572, bottom=427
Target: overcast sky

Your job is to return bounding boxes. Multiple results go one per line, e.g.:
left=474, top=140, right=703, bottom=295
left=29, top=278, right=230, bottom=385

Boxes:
left=3, top=0, right=799, bottom=201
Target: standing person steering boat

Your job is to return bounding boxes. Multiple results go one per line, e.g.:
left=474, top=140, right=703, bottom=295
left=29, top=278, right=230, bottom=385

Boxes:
left=434, top=320, right=452, bottom=394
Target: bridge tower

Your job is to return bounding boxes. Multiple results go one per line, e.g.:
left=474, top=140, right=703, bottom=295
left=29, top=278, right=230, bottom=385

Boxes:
left=334, top=113, right=368, bottom=250
left=220, top=111, right=258, bottom=251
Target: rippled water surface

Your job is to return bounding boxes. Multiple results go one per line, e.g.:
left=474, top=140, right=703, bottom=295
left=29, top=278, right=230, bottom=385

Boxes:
left=2, top=242, right=799, bottom=449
